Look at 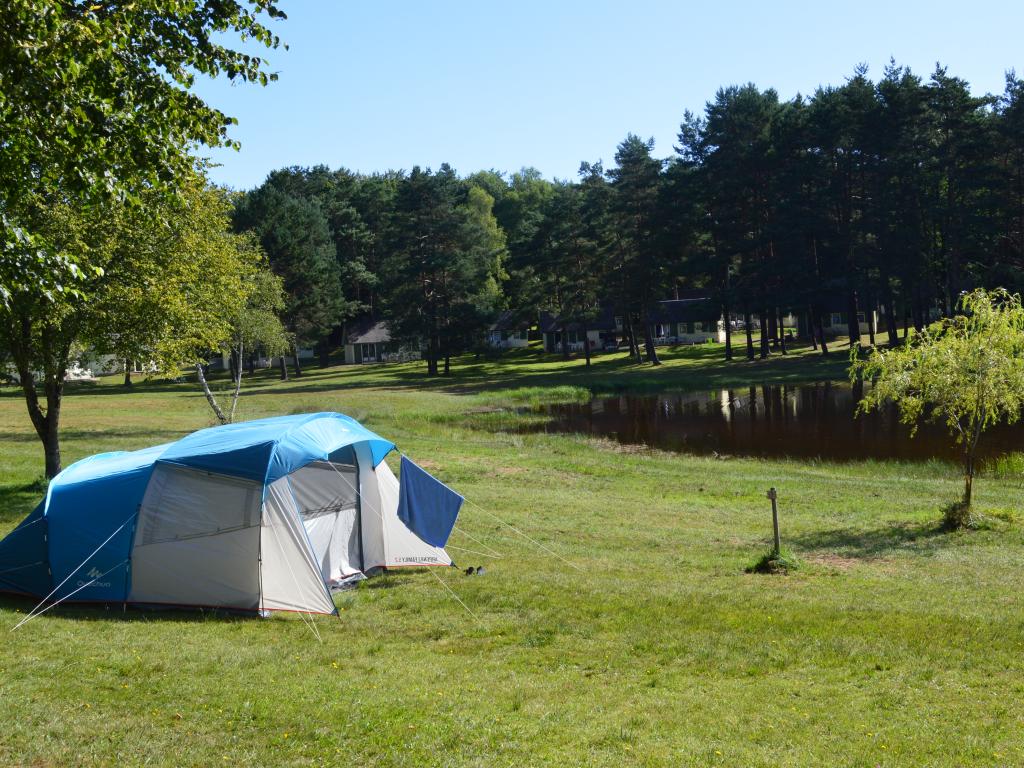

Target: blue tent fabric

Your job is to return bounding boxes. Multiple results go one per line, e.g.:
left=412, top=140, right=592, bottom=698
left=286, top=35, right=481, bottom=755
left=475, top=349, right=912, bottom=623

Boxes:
left=396, top=455, right=463, bottom=548
left=159, top=412, right=394, bottom=483
left=0, top=501, right=49, bottom=596
left=0, top=412, right=397, bottom=603
left=45, top=444, right=168, bottom=601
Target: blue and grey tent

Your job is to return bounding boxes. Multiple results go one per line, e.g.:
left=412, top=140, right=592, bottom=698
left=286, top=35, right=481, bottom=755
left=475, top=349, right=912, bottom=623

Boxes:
left=0, top=413, right=463, bottom=616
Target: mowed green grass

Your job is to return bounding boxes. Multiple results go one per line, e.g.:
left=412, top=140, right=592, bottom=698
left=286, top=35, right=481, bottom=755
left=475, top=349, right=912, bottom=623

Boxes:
left=2, top=344, right=1024, bottom=767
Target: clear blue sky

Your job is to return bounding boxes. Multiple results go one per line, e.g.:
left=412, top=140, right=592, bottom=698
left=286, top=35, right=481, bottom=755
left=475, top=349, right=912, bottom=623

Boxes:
left=193, top=0, right=1024, bottom=190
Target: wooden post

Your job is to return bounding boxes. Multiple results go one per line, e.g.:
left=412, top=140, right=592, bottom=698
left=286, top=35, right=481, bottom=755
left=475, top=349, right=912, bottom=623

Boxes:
left=767, top=487, right=780, bottom=556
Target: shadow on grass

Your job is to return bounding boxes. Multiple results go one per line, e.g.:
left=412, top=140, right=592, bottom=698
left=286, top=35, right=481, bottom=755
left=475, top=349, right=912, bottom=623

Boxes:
left=0, top=567, right=444, bottom=624
left=0, top=593, right=264, bottom=624
left=3, top=428, right=190, bottom=444
left=789, top=520, right=952, bottom=558
left=230, top=344, right=851, bottom=400
left=0, top=379, right=192, bottom=399
left=0, top=344, right=852, bottom=407
left=361, top=569, right=437, bottom=590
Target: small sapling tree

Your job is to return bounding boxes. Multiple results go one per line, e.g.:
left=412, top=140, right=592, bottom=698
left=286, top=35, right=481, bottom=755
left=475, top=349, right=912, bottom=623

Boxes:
left=851, top=289, right=1024, bottom=528
left=196, top=265, right=289, bottom=424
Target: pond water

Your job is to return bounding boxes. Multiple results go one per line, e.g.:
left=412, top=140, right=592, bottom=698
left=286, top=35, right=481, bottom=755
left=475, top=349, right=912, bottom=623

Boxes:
left=528, top=383, right=1024, bottom=463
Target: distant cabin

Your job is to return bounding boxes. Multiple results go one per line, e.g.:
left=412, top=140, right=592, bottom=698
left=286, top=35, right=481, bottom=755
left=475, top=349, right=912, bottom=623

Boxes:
left=344, top=321, right=420, bottom=365
left=539, top=307, right=617, bottom=353
left=207, top=348, right=313, bottom=372
left=540, top=295, right=725, bottom=354
left=485, top=311, right=532, bottom=349
left=801, top=292, right=932, bottom=339
left=648, top=297, right=725, bottom=344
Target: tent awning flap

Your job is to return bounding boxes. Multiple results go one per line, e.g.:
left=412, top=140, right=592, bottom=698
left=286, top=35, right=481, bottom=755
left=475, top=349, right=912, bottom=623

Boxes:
left=396, top=456, right=463, bottom=548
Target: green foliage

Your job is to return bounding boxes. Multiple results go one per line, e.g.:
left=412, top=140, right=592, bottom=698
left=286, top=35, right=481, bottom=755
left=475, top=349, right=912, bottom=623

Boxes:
left=852, top=288, right=1024, bottom=522
left=197, top=261, right=288, bottom=424
left=230, top=267, right=289, bottom=361
left=0, top=0, right=285, bottom=305
left=607, top=135, right=670, bottom=364
left=88, top=178, right=265, bottom=374
left=532, top=175, right=606, bottom=365
left=0, top=173, right=266, bottom=474
left=241, top=188, right=346, bottom=350
left=984, top=451, right=1024, bottom=481
left=228, top=58, right=1024, bottom=378
left=382, top=166, right=507, bottom=375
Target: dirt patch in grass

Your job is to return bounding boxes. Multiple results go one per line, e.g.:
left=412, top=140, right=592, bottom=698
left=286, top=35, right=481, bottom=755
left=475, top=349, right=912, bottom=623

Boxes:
left=804, top=553, right=860, bottom=571
left=585, top=437, right=656, bottom=455
left=488, top=466, right=526, bottom=477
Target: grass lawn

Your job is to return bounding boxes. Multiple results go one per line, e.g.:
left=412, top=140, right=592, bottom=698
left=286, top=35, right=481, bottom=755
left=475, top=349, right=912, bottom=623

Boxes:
left=2, top=343, right=1023, bottom=766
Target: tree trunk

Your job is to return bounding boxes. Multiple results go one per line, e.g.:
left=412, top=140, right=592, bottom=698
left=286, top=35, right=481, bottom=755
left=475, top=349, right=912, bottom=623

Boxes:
left=319, top=341, right=330, bottom=369
left=807, top=308, right=818, bottom=350
left=443, top=350, right=451, bottom=376
left=881, top=284, right=900, bottom=347
left=123, top=360, right=132, bottom=387
left=427, top=333, right=439, bottom=376
left=643, top=321, right=661, bottom=366
left=228, top=341, right=244, bottom=423
left=561, top=322, right=570, bottom=360
left=291, top=344, right=303, bottom=377
left=812, top=304, right=829, bottom=356
left=758, top=310, right=770, bottom=359
left=278, top=355, right=288, bottom=381
left=947, top=446, right=978, bottom=530
left=722, top=300, right=733, bottom=360
left=767, top=311, right=779, bottom=350
left=885, top=302, right=899, bottom=348
left=867, top=303, right=876, bottom=347
left=37, top=376, right=64, bottom=480
left=846, top=290, right=860, bottom=350
left=777, top=309, right=788, bottom=355
left=582, top=323, right=592, bottom=368
left=629, top=315, right=642, bottom=362
left=196, top=363, right=229, bottom=425
left=15, top=344, right=66, bottom=479
left=743, top=307, right=754, bottom=360
left=42, top=409, right=61, bottom=478
left=248, top=353, right=256, bottom=375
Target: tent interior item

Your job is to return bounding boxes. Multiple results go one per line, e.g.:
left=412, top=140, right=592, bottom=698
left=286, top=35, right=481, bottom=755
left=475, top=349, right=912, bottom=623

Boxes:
left=0, top=413, right=464, bottom=616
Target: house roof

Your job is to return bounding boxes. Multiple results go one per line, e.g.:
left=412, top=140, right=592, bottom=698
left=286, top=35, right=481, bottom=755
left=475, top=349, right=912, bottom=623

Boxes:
left=649, top=297, right=718, bottom=324
left=489, top=310, right=532, bottom=332
left=539, top=305, right=617, bottom=334
left=346, top=320, right=391, bottom=345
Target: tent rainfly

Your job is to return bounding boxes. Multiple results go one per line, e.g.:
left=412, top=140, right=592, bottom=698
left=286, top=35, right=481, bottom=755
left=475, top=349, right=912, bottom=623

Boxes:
left=0, top=412, right=463, bottom=616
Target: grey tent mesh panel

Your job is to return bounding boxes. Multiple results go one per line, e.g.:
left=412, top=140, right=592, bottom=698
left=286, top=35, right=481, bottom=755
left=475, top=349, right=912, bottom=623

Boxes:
left=288, top=462, right=358, bottom=520
left=138, top=464, right=261, bottom=546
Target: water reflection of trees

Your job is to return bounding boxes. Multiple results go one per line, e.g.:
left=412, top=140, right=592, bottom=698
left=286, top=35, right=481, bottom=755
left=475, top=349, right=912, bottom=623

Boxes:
left=538, top=383, right=1024, bottom=461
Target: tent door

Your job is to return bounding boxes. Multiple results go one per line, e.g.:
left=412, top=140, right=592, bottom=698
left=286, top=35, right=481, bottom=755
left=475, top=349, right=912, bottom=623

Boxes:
left=287, top=458, right=363, bottom=584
